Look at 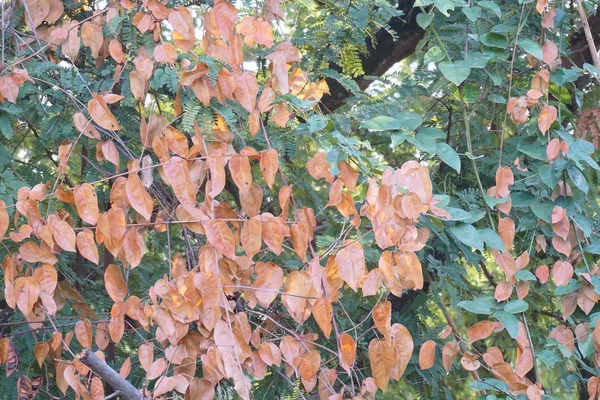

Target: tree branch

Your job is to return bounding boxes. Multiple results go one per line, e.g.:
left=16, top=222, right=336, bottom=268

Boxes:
left=78, top=350, right=146, bottom=400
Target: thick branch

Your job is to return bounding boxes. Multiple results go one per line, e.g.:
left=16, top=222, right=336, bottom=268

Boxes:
left=79, top=350, right=146, bottom=400
left=321, top=1, right=423, bottom=111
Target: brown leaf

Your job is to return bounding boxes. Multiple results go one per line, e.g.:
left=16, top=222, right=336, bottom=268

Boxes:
left=494, top=281, right=513, bottom=302
left=293, top=350, right=320, bottom=381
left=535, top=264, right=549, bottom=283
left=123, top=227, right=145, bottom=268
left=139, top=343, right=154, bottom=372
left=261, top=215, right=283, bottom=255
left=258, top=342, right=281, bottom=366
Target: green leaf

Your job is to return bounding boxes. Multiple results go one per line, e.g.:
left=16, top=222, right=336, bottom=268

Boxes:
left=538, top=350, right=562, bottom=368
left=538, top=164, right=559, bottom=188
left=458, top=297, right=498, bottom=314
left=361, top=113, right=422, bottom=132
left=478, top=228, right=505, bottom=251
left=449, top=223, right=484, bottom=250
left=436, top=142, right=461, bottom=173
left=471, top=379, right=509, bottom=393
left=439, top=60, right=472, bottom=86
left=0, top=113, right=12, bottom=139
left=503, top=300, right=529, bottom=313
left=553, top=280, right=580, bottom=295
left=567, top=165, right=588, bottom=194
left=478, top=1, right=502, bottom=17
left=517, top=38, right=543, bottom=60
left=480, top=33, right=508, bottom=49
left=517, top=136, right=546, bottom=160
left=530, top=201, right=554, bottom=223
left=425, top=46, right=445, bottom=64
left=416, top=13, right=434, bottom=29
left=515, top=270, right=537, bottom=281
left=493, top=311, right=518, bottom=338
left=361, top=116, right=400, bottom=131
left=584, top=242, right=600, bottom=255
left=462, top=6, right=482, bottom=21
left=433, top=0, right=455, bottom=16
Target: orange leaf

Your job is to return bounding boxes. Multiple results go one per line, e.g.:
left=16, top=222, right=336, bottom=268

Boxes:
left=0, top=200, right=8, bottom=239
left=14, top=276, right=40, bottom=315
left=419, top=340, right=436, bottom=370
left=33, top=264, right=58, bottom=294
left=233, top=72, right=258, bottom=112
left=109, top=39, right=126, bottom=64
left=535, top=264, right=549, bottom=283
left=81, top=21, right=103, bottom=59
left=126, top=171, right=153, bottom=221
left=101, top=140, right=121, bottom=172
left=203, top=219, right=236, bottom=259
left=290, top=223, right=308, bottom=263
left=538, top=105, right=557, bottom=135
left=252, top=261, right=283, bottom=307
left=73, top=183, right=100, bottom=225
left=369, top=338, right=395, bottom=391
left=259, top=149, right=279, bottom=189
left=104, top=264, right=128, bottom=302
left=390, top=323, right=413, bottom=380
left=241, top=217, right=262, bottom=258
left=229, top=154, right=252, bottom=191
left=73, top=112, right=100, bottom=139
left=293, top=350, right=320, bottom=380
left=372, top=301, right=391, bottom=337
left=466, top=320, right=496, bottom=343
left=312, top=297, right=333, bottom=338
left=75, top=319, right=93, bottom=348
left=494, top=281, right=513, bottom=302
left=34, top=342, right=49, bottom=367
left=138, top=343, right=154, bottom=372
left=123, top=227, right=145, bottom=268
left=258, top=342, right=281, bottom=366
left=88, top=93, right=120, bottom=131
left=19, top=241, right=58, bottom=265
left=335, top=240, right=365, bottom=292
left=552, top=260, right=573, bottom=286
left=51, top=220, right=76, bottom=252
left=261, top=215, right=283, bottom=255
left=442, top=342, right=459, bottom=373
left=495, top=166, right=514, bottom=198
left=338, top=333, right=356, bottom=373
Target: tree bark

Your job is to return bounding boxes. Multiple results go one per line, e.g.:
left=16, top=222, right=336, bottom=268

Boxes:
left=79, top=350, right=146, bottom=400
left=320, top=1, right=424, bottom=112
